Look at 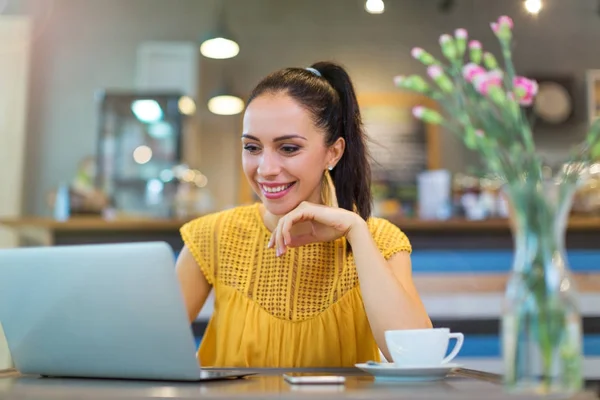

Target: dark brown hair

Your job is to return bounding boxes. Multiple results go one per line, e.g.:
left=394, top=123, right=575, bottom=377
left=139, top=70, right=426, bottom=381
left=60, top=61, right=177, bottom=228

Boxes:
left=247, top=61, right=372, bottom=221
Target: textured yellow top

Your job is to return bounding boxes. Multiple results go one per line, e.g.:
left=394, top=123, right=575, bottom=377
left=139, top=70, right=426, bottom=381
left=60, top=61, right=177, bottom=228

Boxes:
left=180, top=203, right=412, bottom=368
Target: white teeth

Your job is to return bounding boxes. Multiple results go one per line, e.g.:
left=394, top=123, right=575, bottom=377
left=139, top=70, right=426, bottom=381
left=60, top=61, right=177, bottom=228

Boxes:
left=263, top=184, right=292, bottom=193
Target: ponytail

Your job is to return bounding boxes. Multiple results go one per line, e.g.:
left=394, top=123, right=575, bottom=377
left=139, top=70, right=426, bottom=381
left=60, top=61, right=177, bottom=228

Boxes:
left=311, top=62, right=372, bottom=221
left=247, top=61, right=373, bottom=221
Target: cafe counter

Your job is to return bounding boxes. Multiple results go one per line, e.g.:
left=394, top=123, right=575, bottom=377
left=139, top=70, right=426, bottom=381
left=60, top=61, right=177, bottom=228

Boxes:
left=2, top=214, right=600, bottom=251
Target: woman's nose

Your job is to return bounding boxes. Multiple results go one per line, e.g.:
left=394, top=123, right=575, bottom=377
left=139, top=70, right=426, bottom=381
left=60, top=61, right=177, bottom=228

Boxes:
left=257, top=152, right=281, bottom=177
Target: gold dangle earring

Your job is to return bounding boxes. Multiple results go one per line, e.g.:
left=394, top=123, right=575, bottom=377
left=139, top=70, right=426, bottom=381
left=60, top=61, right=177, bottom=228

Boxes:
left=320, top=166, right=339, bottom=208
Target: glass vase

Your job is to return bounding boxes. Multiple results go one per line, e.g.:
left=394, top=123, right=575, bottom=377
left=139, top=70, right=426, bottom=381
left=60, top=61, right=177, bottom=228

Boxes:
left=501, top=177, right=584, bottom=394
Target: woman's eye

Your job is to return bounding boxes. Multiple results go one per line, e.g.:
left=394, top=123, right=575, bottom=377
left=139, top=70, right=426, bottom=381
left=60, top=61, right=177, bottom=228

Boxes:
left=281, top=145, right=299, bottom=154
left=243, top=144, right=260, bottom=153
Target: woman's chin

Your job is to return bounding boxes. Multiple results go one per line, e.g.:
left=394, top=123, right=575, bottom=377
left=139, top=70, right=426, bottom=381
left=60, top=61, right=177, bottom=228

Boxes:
left=261, top=198, right=300, bottom=216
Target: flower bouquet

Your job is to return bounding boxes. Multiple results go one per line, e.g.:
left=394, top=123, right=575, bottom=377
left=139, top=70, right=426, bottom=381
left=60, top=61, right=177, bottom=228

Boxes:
left=394, top=15, right=600, bottom=394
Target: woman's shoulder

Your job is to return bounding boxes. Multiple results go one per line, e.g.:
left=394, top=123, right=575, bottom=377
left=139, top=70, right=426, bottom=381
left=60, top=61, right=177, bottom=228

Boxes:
left=365, top=216, right=412, bottom=257
left=366, top=215, right=402, bottom=233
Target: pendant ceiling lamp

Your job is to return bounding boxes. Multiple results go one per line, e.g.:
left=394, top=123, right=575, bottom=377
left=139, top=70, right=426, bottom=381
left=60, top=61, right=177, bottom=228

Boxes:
left=208, top=93, right=244, bottom=115
left=365, top=0, right=384, bottom=14
left=200, top=0, right=239, bottom=59
left=207, top=80, right=244, bottom=116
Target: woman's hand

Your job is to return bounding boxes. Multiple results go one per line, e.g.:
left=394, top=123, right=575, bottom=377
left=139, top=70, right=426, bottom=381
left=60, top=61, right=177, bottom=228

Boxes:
left=267, top=201, right=365, bottom=256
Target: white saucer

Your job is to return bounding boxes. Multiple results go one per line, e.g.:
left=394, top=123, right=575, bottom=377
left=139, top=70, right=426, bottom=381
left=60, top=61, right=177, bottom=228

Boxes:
left=355, top=362, right=460, bottom=382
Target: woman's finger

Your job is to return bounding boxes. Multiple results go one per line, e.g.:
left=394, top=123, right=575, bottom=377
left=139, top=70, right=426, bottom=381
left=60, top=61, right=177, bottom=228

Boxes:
left=267, top=231, right=275, bottom=249
left=280, top=212, right=298, bottom=250
left=275, top=216, right=286, bottom=256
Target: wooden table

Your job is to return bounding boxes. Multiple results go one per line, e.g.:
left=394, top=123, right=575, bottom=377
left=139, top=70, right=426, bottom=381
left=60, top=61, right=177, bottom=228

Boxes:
left=0, top=368, right=598, bottom=400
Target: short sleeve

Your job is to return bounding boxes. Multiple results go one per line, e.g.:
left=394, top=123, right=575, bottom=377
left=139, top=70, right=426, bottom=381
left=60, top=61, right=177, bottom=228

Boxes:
left=180, top=214, right=219, bottom=286
left=369, top=218, right=412, bottom=259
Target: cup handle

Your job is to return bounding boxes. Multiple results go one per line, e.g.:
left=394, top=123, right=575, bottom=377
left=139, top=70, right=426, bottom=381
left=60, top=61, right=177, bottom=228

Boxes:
left=441, top=333, right=464, bottom=364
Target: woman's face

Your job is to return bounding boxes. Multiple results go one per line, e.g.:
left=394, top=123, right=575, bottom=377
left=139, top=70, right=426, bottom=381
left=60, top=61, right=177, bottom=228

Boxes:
left=242, top=92, right=343, bottom=216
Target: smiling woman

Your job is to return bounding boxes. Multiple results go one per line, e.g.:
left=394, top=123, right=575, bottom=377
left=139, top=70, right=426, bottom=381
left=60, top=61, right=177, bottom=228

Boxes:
left=175, top=61, right=432, bottom=368
left=240, top=93, right=344, bottom=216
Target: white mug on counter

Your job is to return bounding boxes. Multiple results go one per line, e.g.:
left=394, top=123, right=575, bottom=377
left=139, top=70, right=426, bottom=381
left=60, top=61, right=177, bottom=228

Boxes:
left=385, top=328, right=464, bottom=367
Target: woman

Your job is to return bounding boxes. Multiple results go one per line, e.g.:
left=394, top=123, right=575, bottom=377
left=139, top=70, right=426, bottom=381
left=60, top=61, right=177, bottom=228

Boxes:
left=176, top=61, right=432, bottom=368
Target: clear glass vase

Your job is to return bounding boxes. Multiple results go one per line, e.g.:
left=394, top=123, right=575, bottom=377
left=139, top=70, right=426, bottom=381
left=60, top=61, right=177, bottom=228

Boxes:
left=501, top=177, right=584, bottom=394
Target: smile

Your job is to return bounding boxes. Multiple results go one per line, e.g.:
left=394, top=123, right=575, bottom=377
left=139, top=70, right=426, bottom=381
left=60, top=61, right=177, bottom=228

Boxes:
left=259, top=182, right=296, bottom=199
left=263, top=183, right=293, bottom=193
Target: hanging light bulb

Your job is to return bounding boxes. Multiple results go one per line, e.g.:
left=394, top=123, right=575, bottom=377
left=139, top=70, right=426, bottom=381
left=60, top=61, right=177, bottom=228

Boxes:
left=199, top=0, right=239, bottom=59
left=200, top=36, right=239, bottom=59
left=524, top=0, right=542, bottom=14
left=178, top=96, right=196, bottom=115
left=365, top=0, right=385, bottom=14
left=207, top=94, right=245, bottom=115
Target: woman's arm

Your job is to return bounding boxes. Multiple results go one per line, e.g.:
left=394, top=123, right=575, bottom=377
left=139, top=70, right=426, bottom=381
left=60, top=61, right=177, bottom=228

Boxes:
left=175, top=245, right=212, bottom=323
left=345, top=220, right=432, bottom=361
left=270, top=202, right=432, bottom=361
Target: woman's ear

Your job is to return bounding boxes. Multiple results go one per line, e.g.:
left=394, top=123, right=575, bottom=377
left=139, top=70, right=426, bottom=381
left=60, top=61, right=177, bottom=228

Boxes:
left=327, top=137, right=345, bottom=168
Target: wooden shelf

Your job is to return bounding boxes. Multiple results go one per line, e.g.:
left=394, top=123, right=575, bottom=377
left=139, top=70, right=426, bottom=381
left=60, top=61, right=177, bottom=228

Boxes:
left=2, top=214, right=600, bottom=233
left=0, top=216, right=188, bottom=232
left=389, top=215, right=600, bottom=231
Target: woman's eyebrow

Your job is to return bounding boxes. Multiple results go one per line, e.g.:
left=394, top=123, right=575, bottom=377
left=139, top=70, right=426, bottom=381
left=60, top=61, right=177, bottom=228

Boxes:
left=241, top=134, right=307, bottom=142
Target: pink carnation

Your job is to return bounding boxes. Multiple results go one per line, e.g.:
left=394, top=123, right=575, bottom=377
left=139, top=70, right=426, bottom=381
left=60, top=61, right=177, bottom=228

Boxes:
left=473, top=70, right=503, bottom=96
left=513, top=76, right=538, bottom=106
left=411, top=47, right=424, bottom=59
left=427, top=65, right=443, bottom=79
left=462, top=63, right=486, bottom=83
left=455, top=28, right=468, bottom=39
left=439, top=34, right=452, bottom=45
left=412, top=106, right=425, bottom=118
left=475, top=130, right=485, bottom=137
left=469, top=40, right=482, bottom=50
left=393, top=75, right=405, bottom=86
left=498, top=16, right=514, bottom=29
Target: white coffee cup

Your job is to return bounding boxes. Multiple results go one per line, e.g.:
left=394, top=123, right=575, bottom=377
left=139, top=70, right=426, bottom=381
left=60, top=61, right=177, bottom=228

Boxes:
left=384, top=328, right=464, bottom=367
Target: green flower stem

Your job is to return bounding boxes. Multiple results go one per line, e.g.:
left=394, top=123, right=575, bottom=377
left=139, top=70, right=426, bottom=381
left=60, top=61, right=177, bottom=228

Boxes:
left=505, top=179, right=582, bottom=393
left=499, top=41, right=538, bottom=162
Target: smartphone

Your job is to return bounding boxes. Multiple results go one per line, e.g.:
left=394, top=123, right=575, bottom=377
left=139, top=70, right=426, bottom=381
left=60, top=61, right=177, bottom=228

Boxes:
left=283, top=373, right=346, bottom=385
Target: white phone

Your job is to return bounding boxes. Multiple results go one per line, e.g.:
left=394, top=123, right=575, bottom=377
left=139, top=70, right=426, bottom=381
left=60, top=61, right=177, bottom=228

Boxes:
left=283, top=373, right=346, bottom=385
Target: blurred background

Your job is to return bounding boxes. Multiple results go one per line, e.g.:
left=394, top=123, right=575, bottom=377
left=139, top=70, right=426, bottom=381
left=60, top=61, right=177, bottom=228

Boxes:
left=2, top=0, right=600, bottom=375
left=4, top=0, right=600, bottom=226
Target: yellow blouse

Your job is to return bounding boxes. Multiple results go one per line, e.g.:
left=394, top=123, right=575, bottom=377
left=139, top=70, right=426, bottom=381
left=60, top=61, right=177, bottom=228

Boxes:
left=180, top=203, right=412, bottom=368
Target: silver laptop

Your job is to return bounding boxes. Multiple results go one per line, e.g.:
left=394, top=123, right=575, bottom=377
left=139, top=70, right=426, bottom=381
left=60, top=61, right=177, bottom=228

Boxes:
left=0, top=241, right=252, bottom=381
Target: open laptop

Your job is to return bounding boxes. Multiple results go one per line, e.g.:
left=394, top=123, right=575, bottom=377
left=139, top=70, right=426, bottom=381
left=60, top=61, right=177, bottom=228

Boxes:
left=0, top=241, right=252, bottom=382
